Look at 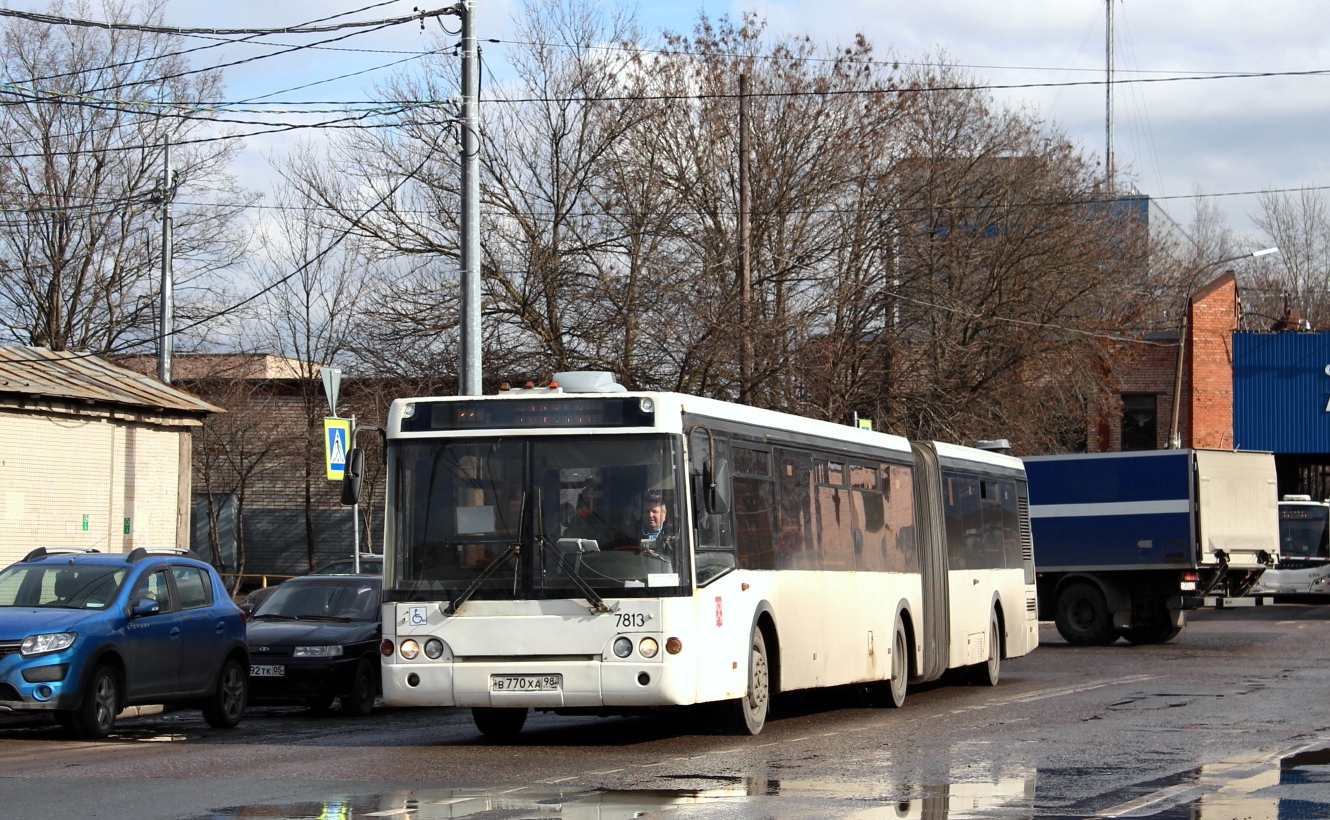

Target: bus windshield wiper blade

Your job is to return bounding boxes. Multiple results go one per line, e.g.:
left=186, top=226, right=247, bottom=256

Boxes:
left=446, top=544, right=519, bottom=615
left=537, top=536, right=609, bottom=614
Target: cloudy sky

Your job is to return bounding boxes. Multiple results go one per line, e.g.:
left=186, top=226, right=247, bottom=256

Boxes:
left=13, top=0, right=1329, bottom=238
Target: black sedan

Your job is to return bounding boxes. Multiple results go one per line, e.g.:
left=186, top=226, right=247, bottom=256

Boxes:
left=245, top=575, right=381, bottom=715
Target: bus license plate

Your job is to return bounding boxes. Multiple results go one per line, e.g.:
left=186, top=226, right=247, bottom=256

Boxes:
left=251, top=665, right=285, bottom=677
left=491, top=674, right=561, bottom=692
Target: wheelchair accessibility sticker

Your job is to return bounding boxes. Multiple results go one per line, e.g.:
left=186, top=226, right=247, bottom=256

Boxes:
left=406, top=605, right=429, bottom=627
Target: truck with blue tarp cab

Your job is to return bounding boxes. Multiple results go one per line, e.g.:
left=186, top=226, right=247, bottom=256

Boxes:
left=1024, top=449, right=1278, bottom=645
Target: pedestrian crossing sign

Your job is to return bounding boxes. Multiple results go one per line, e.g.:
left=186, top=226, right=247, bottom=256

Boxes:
left=324, top=418, right=351, bottom=480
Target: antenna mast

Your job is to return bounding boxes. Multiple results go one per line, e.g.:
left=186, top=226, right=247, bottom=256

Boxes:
left=1105, top=0, right=1115, bottom=189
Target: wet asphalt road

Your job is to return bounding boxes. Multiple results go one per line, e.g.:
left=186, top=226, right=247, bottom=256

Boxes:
left=2, top=603, right=1330, bottom=819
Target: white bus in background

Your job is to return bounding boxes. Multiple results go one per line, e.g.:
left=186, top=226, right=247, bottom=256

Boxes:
left=371, top=372, right=1039, bottom=737
left=1251, top=496, right=1330, bottom=598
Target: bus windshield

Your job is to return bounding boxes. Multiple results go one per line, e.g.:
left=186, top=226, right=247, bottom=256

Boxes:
left=1279, top=504, right=1330, bottom=560
left=390, top=434, right=687, bottom=601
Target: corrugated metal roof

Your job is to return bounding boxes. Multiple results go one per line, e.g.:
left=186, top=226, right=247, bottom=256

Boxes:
left=0, top=346, right=221, bottom=416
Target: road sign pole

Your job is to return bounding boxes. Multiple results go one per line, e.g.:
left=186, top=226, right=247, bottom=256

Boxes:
left=351, top=414, right=359, bottom=573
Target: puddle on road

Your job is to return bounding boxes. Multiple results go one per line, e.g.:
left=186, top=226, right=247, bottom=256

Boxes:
left=191, top=744, right=1330, bottom=820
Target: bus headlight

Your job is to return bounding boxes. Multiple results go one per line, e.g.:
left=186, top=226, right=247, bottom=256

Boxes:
left=400, top=639, right=421, bottom=660
left=424, top=638, right=445, bottom=659
left=612, top=637, right=633, bottom=658
left=638, top=637, right=659, bottom=658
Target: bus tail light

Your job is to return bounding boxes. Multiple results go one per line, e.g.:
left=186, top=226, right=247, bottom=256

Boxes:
left=380, top=639, right=394, bottom=657
left=665, top=637, right=683, bottom=655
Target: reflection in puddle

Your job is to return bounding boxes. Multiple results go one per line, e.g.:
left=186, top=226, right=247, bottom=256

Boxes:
left=193, top=744, right=1330, bottom=820
left=194, top=772, right=1041, bottom=819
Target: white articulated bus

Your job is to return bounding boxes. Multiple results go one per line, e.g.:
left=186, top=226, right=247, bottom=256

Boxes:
left=376, top=372, right=1039, bottom=736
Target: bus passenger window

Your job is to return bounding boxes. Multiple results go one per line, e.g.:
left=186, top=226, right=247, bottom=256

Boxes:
left=734, top=476, right=777, bottom=570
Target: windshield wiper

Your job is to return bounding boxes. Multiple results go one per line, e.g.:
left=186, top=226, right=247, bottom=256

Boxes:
left=296, top=615, right=352, bottom=621
left=536, top=536, right=609, bottom=614
left=445, top=544, right=519, bottom=615
left=252, top=613, right=296, bottom=620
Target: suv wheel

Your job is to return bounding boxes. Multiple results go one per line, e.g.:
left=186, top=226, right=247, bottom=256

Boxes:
left=72, top=665, right=119, bottom=739
left=202, top=659, right=247, bottom=729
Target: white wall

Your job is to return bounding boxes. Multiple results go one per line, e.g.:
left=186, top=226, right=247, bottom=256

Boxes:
left=0, top=413, right=183, bottom=566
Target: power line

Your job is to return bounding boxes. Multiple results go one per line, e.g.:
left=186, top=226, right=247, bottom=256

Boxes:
left=3, top=2, right=407, bottom=90
left=0, top=5, right=454, bottom=36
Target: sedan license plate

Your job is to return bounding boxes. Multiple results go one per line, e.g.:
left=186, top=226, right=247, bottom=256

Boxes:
left=250, top=664, right=285, bottom=678
left=490, top=674, right=561, bottom=692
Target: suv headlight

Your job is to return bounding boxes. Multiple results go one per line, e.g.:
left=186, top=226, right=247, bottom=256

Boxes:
left=293, top=645, right=344, bottom=657
left=21, top=632, right=76, bottom=656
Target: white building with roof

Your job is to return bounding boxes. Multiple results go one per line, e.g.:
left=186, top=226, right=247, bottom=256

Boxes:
left=0, top=346, right=220, bottom=566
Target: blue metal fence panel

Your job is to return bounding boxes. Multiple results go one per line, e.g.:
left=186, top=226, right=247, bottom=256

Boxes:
left=1233, top=332, right=1330, bottom=453
left=1024, top=451, right=1195, bottom=570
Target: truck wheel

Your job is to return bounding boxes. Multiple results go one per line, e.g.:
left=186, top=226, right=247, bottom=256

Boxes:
left=1055, top=583, right=1117, bottom=646
left=472, top=707, right=527, bottom=738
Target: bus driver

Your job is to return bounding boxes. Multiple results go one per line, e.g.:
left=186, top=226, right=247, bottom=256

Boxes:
left=634, top=491, right=671, bottom=557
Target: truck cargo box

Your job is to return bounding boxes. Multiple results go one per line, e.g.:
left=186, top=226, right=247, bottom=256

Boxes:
left=1023, top=449, right=1278, bottom=646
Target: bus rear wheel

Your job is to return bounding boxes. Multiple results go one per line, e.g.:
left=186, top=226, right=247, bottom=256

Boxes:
left=721, top=628, right=770, bottom=735
left=1055, top=582, right=1117, bottom=646
left=472, top=706, right=528, bottom=739
left=970, top=611, right=1001, bottom=686
left=867, top=623, right=908, bottom=708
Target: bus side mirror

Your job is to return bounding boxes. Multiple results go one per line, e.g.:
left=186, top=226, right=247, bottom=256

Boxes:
left=703, top=458, right=731, bottom=515
left=341, top=447, right=364, bottom=506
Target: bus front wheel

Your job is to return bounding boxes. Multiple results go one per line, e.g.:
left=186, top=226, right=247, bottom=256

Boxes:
left=721, top=628, right=770, bottom=735
left=472, top=707, right=528, bottom=739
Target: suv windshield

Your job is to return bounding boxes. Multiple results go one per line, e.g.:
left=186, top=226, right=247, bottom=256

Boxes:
left=0, top=564, right=127, bottom=609
left=390, top=434, right=687, bottom=601
left=254, top=580, right=380, bottom=622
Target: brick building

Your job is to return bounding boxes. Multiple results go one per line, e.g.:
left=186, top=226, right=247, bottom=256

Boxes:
left=1094, top=272, right=1239, bottom=453
left=118, top=354, right=390, bottom=587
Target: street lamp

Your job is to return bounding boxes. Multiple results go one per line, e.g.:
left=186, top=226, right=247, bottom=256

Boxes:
left=1167, top=247, right=1280, bottom=449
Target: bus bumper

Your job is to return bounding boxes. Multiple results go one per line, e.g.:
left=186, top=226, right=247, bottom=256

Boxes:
left=381, top=658, right=693, bottom=709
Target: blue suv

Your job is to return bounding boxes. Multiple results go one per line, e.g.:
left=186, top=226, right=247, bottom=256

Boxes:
left=0, top=547, right=249, bottom=738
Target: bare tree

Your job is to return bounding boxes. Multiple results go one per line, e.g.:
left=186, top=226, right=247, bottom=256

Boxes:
left=243, top=185, right=371, bottom=571
left=1248, top=188, right=1330, bottom=328
left=0, top=0, right=249, bottom=353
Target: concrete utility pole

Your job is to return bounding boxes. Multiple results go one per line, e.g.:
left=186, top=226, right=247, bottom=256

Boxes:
left=458, top=0, right=482, bottom=396
left=738, top=73, right=752, bottom=404
left=158, top=138, right=175, bottom=384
